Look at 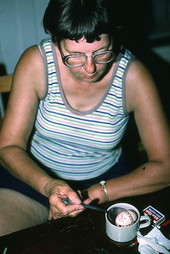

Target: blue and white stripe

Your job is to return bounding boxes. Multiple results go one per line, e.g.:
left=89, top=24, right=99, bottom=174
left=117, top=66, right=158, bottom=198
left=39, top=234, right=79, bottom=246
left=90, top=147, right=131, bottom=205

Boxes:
left=31, top=39, right=133, bottom=180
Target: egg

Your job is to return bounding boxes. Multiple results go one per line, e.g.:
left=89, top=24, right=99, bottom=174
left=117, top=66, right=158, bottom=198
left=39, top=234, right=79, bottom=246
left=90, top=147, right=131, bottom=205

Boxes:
left=115, top=209, right=137, bottom=227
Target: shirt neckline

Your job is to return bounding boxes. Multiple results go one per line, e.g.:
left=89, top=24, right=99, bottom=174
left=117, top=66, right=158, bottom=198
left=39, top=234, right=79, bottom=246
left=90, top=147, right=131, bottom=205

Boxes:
left=51, top=42, right=120, bottom=116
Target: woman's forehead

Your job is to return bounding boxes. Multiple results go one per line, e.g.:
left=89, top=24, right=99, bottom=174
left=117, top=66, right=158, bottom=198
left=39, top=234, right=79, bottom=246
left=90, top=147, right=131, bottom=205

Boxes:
left=61, top=34, right=111, bottom=51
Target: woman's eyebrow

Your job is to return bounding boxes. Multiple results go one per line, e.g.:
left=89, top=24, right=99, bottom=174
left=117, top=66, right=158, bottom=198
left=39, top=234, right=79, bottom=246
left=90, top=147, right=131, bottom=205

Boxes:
left=93, top=45, right=110, bottom=53
left=66, top=50, right=84, bottom=54
left=66, top=45, right=111, bottom=54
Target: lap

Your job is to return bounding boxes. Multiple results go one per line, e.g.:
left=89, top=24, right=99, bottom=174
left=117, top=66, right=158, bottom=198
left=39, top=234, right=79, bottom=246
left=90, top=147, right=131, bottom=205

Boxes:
left=0, top=188, right=48, bottom=236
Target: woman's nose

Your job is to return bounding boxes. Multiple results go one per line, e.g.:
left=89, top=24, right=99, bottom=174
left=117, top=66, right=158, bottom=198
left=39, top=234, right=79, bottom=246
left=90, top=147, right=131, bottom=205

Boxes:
left=83, top=57, right=96, bottom=73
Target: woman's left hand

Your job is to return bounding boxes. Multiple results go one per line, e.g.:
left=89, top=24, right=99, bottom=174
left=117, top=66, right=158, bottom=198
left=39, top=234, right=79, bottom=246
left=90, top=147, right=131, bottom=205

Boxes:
left=86, top=183, right=107, bottom=204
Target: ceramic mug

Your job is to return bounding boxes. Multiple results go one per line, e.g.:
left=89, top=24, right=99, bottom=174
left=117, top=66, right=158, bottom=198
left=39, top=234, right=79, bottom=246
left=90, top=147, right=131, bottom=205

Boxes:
left=105, top=203, right=151, bottom=243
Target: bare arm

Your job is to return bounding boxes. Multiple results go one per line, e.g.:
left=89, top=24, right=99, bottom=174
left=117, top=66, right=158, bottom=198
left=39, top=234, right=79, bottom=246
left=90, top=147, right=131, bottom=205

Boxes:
left=0, top=46, right=84, bottom=217
left=88, top=60, right=170, bottom=203
left=0, top=46, right=50, bottom=194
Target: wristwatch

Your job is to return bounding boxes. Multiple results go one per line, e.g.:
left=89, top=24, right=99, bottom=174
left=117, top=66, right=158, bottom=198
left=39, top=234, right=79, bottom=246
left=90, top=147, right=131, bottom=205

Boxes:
left=99, top=180, right=109, bottom=202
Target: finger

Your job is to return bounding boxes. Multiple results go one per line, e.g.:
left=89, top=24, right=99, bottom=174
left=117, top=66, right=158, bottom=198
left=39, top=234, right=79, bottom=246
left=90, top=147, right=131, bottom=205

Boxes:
left=50, top=208, right=65, bottom=219
left=82, top=198, right=92, bottom=205
left=77, top=190, right=91, bottom=205
left=51, top=202, right=85, bottom=219
left=52, top=213, right=63, bottom=219
left=67, top=191, right=82, bottom=205
left=67, top=209, right=84, bottom=217
left=66, top=205, right=85, bottom=217
left=50, top=204, right=62, bottom=219
left=50, top=201, right=79, bottom=218
left=63, top=203, right=85, bottom=216
left=50, top=193, right=83, bottom=215
left=79, top=189, right=89, bottom=200
left=48, top=210, right=53, bottom=220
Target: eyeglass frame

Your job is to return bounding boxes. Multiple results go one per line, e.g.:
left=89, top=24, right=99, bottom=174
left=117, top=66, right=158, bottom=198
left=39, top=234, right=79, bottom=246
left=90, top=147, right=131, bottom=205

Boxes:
left=58, top=44, right=116, bottom=68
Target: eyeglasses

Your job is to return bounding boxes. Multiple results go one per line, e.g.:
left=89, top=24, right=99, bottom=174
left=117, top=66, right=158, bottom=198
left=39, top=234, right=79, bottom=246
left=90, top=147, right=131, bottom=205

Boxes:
left=60, top=50, right=115, bottom=68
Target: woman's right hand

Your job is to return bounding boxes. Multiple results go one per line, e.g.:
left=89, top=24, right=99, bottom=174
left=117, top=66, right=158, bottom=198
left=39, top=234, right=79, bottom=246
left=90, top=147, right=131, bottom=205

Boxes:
left=45, top=179, right=87, bottom=220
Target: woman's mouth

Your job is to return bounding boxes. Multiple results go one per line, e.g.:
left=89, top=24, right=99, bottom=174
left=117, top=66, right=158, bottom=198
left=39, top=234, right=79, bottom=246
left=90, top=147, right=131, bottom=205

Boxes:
left=85, top=75, right=95, bottom=79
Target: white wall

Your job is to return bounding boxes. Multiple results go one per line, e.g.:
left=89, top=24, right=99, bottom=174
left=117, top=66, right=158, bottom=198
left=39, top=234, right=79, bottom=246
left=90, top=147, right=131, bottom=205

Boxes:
left=0, top=0, right=49, bottom=74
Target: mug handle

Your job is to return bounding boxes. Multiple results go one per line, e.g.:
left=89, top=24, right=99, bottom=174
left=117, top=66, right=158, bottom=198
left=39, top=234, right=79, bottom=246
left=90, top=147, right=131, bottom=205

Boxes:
left=139, top=215, right=151, bottom=229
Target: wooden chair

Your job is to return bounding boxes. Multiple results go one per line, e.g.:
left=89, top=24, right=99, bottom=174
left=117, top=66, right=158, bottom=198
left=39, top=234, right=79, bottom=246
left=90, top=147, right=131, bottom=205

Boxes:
left=0, top=74, right=12, bottom=122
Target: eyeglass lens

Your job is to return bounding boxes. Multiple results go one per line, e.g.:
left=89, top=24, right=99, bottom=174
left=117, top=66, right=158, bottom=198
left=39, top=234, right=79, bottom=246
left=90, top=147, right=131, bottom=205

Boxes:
left=66, top=51, right=114, bottom=67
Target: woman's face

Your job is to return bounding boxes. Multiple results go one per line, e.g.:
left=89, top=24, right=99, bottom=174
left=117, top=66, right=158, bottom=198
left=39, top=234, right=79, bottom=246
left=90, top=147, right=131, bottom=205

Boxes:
left=59, top=34, right=113, bottom=83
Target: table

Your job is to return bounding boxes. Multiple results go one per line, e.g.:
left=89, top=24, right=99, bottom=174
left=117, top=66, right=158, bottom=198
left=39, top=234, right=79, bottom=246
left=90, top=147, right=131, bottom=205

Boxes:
left=0, top=187, right=170, bottom=254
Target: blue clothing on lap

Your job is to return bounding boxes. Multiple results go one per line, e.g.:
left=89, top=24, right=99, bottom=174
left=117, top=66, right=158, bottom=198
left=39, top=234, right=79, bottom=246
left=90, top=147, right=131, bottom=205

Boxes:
left=0, top=153, right=128, bottom=208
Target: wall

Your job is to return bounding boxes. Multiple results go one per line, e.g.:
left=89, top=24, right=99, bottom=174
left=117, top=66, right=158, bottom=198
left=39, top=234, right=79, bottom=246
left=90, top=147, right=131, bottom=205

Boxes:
left=0, top=0, right=49, bottom=74
left=0, top=0, right=170, bottom=73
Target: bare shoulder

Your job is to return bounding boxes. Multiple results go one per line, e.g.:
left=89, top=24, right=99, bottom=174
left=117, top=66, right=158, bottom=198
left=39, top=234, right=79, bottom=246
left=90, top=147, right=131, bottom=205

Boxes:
left=0, top=45, right=47, bottom=148
left=125, top=59, right=170, bottom=161
left=126, top=59, right=153, bottom=83
left=13, top=45, right=46, bottom=99
left=125, top=59, right=158, bottom=113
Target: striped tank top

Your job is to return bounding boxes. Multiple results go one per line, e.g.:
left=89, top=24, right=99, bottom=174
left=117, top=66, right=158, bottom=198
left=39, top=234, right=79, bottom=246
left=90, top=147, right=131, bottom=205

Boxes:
left=30, top=39, right=134, bottom=181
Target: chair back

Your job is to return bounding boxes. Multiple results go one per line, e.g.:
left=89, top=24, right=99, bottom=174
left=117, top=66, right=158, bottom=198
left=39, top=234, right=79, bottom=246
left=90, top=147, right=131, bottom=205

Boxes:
left=0, top=75, right=12, bottom=93
left=0, top=74, right=12, bottom=120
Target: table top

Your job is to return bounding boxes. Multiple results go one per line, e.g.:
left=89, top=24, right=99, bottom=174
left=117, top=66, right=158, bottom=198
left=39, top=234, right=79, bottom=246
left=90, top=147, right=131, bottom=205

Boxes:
left=0, top=187, right=170, bottom=254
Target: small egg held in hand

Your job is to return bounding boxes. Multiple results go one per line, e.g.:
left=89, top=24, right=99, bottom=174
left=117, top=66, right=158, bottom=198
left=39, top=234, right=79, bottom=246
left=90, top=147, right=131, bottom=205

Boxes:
left=115, top=209, right=137, bottom=227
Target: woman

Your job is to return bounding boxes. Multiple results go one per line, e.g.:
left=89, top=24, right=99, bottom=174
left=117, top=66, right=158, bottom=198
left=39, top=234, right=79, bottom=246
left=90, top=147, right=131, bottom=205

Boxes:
left=0, top=0, right=170, bottom=235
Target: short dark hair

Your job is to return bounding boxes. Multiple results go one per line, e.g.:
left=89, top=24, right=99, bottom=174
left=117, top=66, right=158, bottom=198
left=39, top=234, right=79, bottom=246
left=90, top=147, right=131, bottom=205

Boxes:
left=43, top=0, right=121, bottom=46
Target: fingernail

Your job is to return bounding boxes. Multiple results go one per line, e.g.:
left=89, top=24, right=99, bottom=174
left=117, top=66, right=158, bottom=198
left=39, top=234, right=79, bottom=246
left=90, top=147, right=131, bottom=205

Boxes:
left=75, top=198, right=82, bottom=204
left=87, top=198, right=92, bottom=204
left=80, top=205, right=85, bottom=210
